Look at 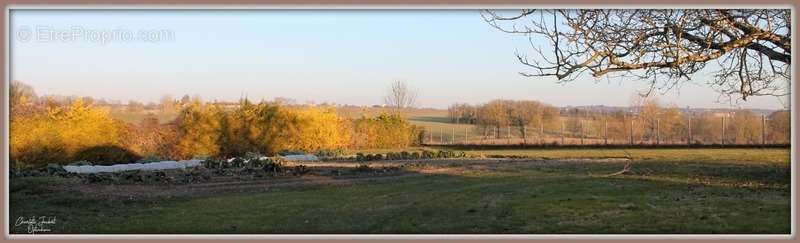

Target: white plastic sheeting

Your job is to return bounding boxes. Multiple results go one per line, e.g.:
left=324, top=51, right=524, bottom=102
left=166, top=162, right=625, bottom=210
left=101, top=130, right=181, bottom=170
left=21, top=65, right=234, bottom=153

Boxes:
left=63, top=159, right=203, bottom=174
left=226, top=156, right=270, bottom=163
left=280, top=154, right=319, bottom=161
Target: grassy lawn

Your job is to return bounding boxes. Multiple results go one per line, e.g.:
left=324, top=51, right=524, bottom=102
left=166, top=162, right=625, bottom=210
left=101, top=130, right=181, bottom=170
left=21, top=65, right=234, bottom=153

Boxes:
left=9, top=148, right=790, bottom=234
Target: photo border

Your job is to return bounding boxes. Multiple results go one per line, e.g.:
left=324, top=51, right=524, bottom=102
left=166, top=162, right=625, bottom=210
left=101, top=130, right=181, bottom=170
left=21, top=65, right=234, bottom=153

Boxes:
left=0, top=1, right=797, bottom=242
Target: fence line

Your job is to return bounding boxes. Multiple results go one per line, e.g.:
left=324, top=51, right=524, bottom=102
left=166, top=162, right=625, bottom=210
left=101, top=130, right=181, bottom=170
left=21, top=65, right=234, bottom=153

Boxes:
left=423, top=115, right=789, bottom=146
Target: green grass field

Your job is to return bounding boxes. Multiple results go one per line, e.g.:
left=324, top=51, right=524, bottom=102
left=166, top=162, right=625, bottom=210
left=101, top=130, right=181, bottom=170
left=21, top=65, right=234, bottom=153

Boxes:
left=9, top=148, right=790, bottom=234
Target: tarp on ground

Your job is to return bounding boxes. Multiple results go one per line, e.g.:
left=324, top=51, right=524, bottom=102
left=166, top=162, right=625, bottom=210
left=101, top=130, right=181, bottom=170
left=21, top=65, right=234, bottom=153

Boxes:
left=279, top=154, right=319, bottom=161
left=63, top=159, right=203, bottom=174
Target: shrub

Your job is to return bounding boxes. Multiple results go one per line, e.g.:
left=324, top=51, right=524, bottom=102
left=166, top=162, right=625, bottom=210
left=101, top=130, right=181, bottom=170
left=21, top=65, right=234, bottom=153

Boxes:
left=262, top=159, right=284, bottom=174
left=72, top=145, right=142, bottom=166
left=248, top=157, right=269, bottom=168
left=202, top=159, right=222, bottom=169
left=289, top=107, right=352, bottom=152
left=172, top=103, right=223, bottom=159
left=422, top=150, right=436, bottom=159
left=230, top=157, right=246, bottom=168
left=351, top=112, right=420, bottom=149
left=316, top=148, right=345, bottom=158
left=215, top=101, right=352, bottom=157
left=10, top=98, right=125, bottom=168
left=400, top=151, right=411, bottom=160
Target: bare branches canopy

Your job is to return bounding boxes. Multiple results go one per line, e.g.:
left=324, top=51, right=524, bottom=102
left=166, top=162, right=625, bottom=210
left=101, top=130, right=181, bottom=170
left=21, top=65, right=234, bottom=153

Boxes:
left=384, top=80, right=418, bottom=111
left=482, top=9, right=791, bottom=101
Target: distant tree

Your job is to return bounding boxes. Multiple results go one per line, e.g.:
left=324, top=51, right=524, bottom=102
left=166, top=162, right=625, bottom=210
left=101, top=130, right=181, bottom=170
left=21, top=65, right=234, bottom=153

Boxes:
left=384, top=80, right=418, bottom=112
left=476, top=100, right=511, bottom=138
left=127, top=100, right=145, bottom=113
left=180, top=95, right=191, bottom=105
left=509, top=100, right=543, bottom=139
left=637, top=99, right=663, bottom=142
left=448, top=103, right=476, bottom=124
left=728, top=110, right=761, bottom=144
left=273, top=97, right=297, bottom=106
left=660, top=106, right=687, bottom=143
left=565, top=115, right=582, bottom=136
left=159, top=95, right=176, bottom=112
left=483, top=9, right=791, bottom=101
left=81, top=96, right=95, bottom=105
left=767, top=110, right=790, bottom=144
left=691, top=112, right=723, bottom=144
left=191, top=94, right=203, bottom=104
left=10, top=80, right=38, bottom=116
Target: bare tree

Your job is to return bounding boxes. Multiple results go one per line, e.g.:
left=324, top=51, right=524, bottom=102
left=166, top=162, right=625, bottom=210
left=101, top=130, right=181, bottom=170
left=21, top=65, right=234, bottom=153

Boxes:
left=159, top=95, right=176, bottom=112
left=448, top=103, right=477, bottom=124
left=10, top=80, right=38, bottom=116
left=384, top=80, right=418, bottom=112
left=482, top=9, right=791, bottom=101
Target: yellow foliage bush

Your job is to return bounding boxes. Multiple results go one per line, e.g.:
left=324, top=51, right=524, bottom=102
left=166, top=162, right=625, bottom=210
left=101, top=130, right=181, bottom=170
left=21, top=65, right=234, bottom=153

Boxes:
left=10, top=98, right=124, bottom=168
left=176, top=101, right=355, bottom=158
left=352, top=112, right=420, bottom=149
left=11, top=96, right=423, bottom=167
left=284, top=106, right=352, bottom=153
left=172, top=102, right=224, bottom=159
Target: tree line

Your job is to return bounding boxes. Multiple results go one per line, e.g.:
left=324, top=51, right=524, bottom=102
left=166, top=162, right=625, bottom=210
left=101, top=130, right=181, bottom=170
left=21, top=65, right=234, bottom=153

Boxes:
left=448, top=98, right=790, bottom=145
left=448, top=100, right=560, bottom=139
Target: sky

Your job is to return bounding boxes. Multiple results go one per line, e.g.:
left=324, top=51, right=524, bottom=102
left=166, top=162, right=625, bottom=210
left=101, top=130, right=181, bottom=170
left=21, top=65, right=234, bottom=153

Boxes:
left=10, top=10, right=790, bottom=110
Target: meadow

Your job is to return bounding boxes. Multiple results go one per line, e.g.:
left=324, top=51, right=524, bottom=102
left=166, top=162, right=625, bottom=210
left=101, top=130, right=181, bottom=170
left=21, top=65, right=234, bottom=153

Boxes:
left=9, top=147, right=790, bottom=234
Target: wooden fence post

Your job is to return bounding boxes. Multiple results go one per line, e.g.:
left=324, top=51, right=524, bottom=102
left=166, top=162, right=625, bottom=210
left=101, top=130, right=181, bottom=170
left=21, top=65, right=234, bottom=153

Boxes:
left=451, top=127, right=455, bottom=145
left=507, top=126, right=512, bottom=144
left=465, top=127, right=469, bottom=145
left=762, top=114, right=767, bottom=145
left=440, top=127, right=443, bottom=145
left=428, top=127, right=432, bottom=144
left=561, top=120, right=565, bottom=145
left=655, top=119, right=660, bottom=145
left=629, top=118, right=634, bottom=145
left=523, top=126, right=527, bottom=145
left=580, top=120, right=584, bottom=145
left=687, top=117, right=692, bottom=145
left=604, top=119, right=608, bottom=145
left=721, top=116, right=725, bottom=146
left=540, top=122, right=544, bottom=145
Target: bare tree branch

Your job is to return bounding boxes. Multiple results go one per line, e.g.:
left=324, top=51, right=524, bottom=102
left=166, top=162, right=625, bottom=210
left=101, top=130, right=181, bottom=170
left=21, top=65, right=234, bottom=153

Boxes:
left=384, top=80, right=418, bottom=112
left=483, top=9, right=791, bottom=101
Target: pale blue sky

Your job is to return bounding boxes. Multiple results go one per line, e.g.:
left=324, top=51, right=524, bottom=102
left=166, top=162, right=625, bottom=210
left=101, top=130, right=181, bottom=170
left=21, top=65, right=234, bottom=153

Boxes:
left=10, top=10, right=789, bottom=109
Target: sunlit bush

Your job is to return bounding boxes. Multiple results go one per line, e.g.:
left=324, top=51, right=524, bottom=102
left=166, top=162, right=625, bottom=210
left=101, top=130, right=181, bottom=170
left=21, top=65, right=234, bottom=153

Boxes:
left=10, top=98, right=125, bottom=168
left=352, top=112, right=420, bottom=149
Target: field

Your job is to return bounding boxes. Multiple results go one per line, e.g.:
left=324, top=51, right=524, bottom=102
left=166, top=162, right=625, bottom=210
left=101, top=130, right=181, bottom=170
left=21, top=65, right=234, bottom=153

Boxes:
left=9, top=148, right=790, bottom=234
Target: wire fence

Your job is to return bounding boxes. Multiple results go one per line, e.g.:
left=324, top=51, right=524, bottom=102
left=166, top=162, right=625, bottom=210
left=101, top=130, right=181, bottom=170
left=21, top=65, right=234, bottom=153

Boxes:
left=422, top=114, right=790, bottom=146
